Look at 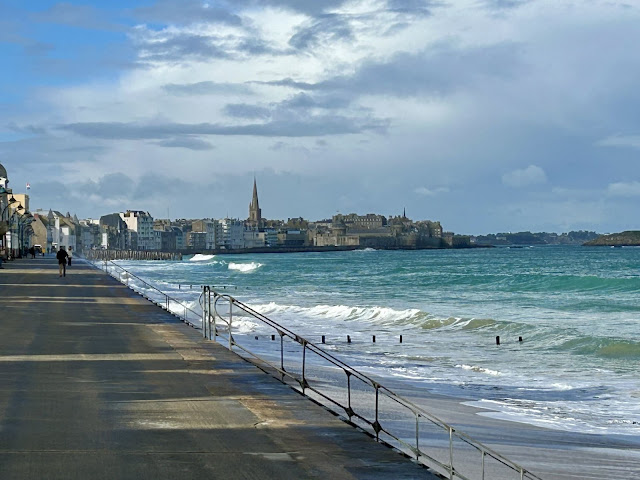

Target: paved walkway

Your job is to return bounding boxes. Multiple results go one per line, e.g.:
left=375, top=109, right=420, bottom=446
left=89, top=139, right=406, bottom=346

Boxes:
left=0, top=257, right=437, bottom=479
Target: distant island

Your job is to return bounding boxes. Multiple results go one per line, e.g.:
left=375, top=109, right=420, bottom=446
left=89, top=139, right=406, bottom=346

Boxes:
left=473, top=231, right=598, bottom=246
left=583, top=231, right=640, bottom=247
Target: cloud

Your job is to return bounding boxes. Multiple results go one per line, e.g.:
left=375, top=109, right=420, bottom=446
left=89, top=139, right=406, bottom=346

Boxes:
left=0, top=136, right=105, bottom=165
left=596, top=134, right=640, bottom=149
left=232, top=0, right=348, bottom=16
left=607, top=181, right=640, bottom=197
left=259, top=42, right=523, bottom=98
left=59, top=116, right=389, bottom=139
left=289, top=14, right=354, bottom=50
left=6, top=123, right=46, bottom=135
left=153, top=138, right=215, bottom=150
left=135, top=33, right=231, bottom=62
left=502, top=165, right=547, bottom=187
left=162, top=82, right=254, bottom=96
left=80, top=172, right=135, bottom=199
left=481, top=0, right=533, bottom=10
left=414, top=186, right=449, bottom=196
left=132, top=1, right=242, bottom=27
left=223, top=104, right=272, bottom=119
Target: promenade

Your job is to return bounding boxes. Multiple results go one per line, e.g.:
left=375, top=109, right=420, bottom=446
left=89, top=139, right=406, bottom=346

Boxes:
left=0, top=257, right=436, bottom=479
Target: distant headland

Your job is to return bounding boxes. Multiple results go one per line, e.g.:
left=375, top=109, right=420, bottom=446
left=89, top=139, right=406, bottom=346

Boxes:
left=583, top=231, right=640, bottom=247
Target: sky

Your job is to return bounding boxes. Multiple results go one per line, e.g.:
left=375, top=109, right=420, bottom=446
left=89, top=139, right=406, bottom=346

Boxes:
left=1, top=0, right=639, bottom=234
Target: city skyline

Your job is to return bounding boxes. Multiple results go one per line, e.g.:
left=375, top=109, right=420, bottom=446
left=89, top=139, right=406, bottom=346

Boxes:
left=1, top=1, right=640, bottom=235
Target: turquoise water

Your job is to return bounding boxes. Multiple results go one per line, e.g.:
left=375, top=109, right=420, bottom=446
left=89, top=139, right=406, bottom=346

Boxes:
left=113, top=245, right=640, bottom=436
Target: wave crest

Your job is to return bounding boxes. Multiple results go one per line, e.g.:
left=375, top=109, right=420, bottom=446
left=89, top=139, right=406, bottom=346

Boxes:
left=251, top=302, right=499, bottom=330
left=228, top=262, right=262, bottom=273
left=190, top=254, right=215, bottom=262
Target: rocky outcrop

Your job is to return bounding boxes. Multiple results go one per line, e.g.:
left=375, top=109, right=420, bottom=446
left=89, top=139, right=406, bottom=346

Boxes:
left=583, top=231, right=640, bottom=246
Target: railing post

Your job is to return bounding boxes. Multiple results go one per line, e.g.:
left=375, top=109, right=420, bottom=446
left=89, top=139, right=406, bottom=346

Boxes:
left=301, top=340, right=307, bottom=394
left=415, top=413, right=420, bottom=460
left=212, top=292, right=217, bottom=342
left=449, top=427, right=454, bottom=480
left=228, top=298, right=233, bottom=351
left=346, top=371, right=353, bottom=418
left=202, top=287, right=209, bottom=339
left=374, top=383, right=381, bottom=441
left=279, top=331, right=285, bottom=380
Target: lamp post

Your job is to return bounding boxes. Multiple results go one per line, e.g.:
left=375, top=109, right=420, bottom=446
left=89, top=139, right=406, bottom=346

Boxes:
left=8, top=206, right=31, bottom=258
left=19, top=214, right=34, bottom=257
left=0, top=188, right=12, bottom=263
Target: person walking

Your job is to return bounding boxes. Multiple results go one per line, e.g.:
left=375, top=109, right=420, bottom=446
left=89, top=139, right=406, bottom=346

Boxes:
left=56, top=247, right=68, bottom=277
left=68, top=247, right=73, bottom=266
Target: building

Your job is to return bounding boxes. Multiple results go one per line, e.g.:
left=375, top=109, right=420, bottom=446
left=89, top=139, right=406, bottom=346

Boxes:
left=244, top=229, right=266, bottom=249
left=120, top=210, right=158, bottom=250
left=186, top=231, right=207, bottom=250
left=217, top=218, right=245, bottom=249
left=46, top=210, right=76, bottom=253
left=100, top=213, right=130, bottom=250
left=192, top=219, right=217, bottom=249
left=338, top=213, right=387, bottom=231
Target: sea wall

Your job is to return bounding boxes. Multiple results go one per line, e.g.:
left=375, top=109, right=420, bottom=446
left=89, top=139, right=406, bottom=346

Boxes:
left=85, top=250, right=182, bottom=261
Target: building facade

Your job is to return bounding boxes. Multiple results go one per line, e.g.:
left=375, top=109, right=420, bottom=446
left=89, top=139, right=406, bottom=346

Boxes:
left=120, top=210, right=158, bottom=250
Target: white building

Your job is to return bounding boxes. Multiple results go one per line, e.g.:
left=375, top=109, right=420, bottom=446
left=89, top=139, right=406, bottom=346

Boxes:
left=120, top=210, right=158, bottom=250
left=48, top=211, right=76, bottom=252
left=217, top=218, right=245, bottom=249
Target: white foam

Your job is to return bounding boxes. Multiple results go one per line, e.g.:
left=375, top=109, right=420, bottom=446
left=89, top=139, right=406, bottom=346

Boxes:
left=190, top=254, right=215, bottom=262
left=228, top=262, right=262, bottom=273
left=457, top=364, right=502, bottom=376
left=251, top=302, right=425, bottom=325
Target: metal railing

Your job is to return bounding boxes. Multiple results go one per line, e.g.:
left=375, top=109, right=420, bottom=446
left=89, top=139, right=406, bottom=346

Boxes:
left=94, top=260, right=543, bottom=480
left=203, top=289, right=544, bottom=480
left=96, top=259, right=201, bottom=328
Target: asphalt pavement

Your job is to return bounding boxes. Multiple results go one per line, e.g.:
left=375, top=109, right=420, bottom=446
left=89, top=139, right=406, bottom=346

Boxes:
left=0, top=256, right=438, bottom=479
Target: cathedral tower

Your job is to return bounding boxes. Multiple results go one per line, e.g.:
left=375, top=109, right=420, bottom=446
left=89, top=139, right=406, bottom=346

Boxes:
left=248, top=178, right=262, bottom=228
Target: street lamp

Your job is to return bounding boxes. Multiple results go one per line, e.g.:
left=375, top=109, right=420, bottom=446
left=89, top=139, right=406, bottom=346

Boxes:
left=0, top=195, right=18, bottom=219
left=8, top=207, right=31, bottom=258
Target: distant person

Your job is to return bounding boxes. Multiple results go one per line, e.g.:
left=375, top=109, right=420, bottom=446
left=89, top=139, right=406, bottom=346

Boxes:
left=68, top=248, right=73, bottom=266
left=56, top=247, right=68, bottom=277
left=29, top=246, right=35, bottom=258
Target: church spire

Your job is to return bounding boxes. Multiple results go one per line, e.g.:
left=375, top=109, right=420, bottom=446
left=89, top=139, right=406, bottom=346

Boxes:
left=248, top=177, right=262, bottom=228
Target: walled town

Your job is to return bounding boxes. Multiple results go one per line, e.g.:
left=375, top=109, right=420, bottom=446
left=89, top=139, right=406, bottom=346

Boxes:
left=1, top=164, right=471, bottom=258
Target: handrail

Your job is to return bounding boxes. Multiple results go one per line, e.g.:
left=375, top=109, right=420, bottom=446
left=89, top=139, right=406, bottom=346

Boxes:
left=91, top=259, right=544, bottom=480
left=205, top=290, right=544, bottom=480
left=95, top=259, right=201, bottom=328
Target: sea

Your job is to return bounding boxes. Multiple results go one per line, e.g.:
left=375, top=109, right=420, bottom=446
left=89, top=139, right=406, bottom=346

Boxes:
left=106, top=245, right=640, bottom=440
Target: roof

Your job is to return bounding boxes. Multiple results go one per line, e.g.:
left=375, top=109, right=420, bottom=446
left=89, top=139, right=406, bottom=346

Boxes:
left=0, top=163, right=6, bottom=178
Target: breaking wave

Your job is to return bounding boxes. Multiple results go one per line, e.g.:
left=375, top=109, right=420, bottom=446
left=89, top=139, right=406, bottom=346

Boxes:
left=251, top=302, right=501, bottom=330
left=189, top=254, right=216, bottom=262
left=228, top=262, right=262, bottom=273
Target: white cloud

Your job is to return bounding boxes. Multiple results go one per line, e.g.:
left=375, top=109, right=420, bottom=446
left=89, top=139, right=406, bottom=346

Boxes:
left=502, top=165, right=547, bottom=187
left=607, top=181, right=640, bottom=197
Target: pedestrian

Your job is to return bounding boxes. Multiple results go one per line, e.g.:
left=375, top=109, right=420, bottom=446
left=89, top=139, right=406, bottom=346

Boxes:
left=56, top=247, right=68, bottom=277
left=29, top=246, right=35, bottom=258
left=68, top=247, right=73, bottom=266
